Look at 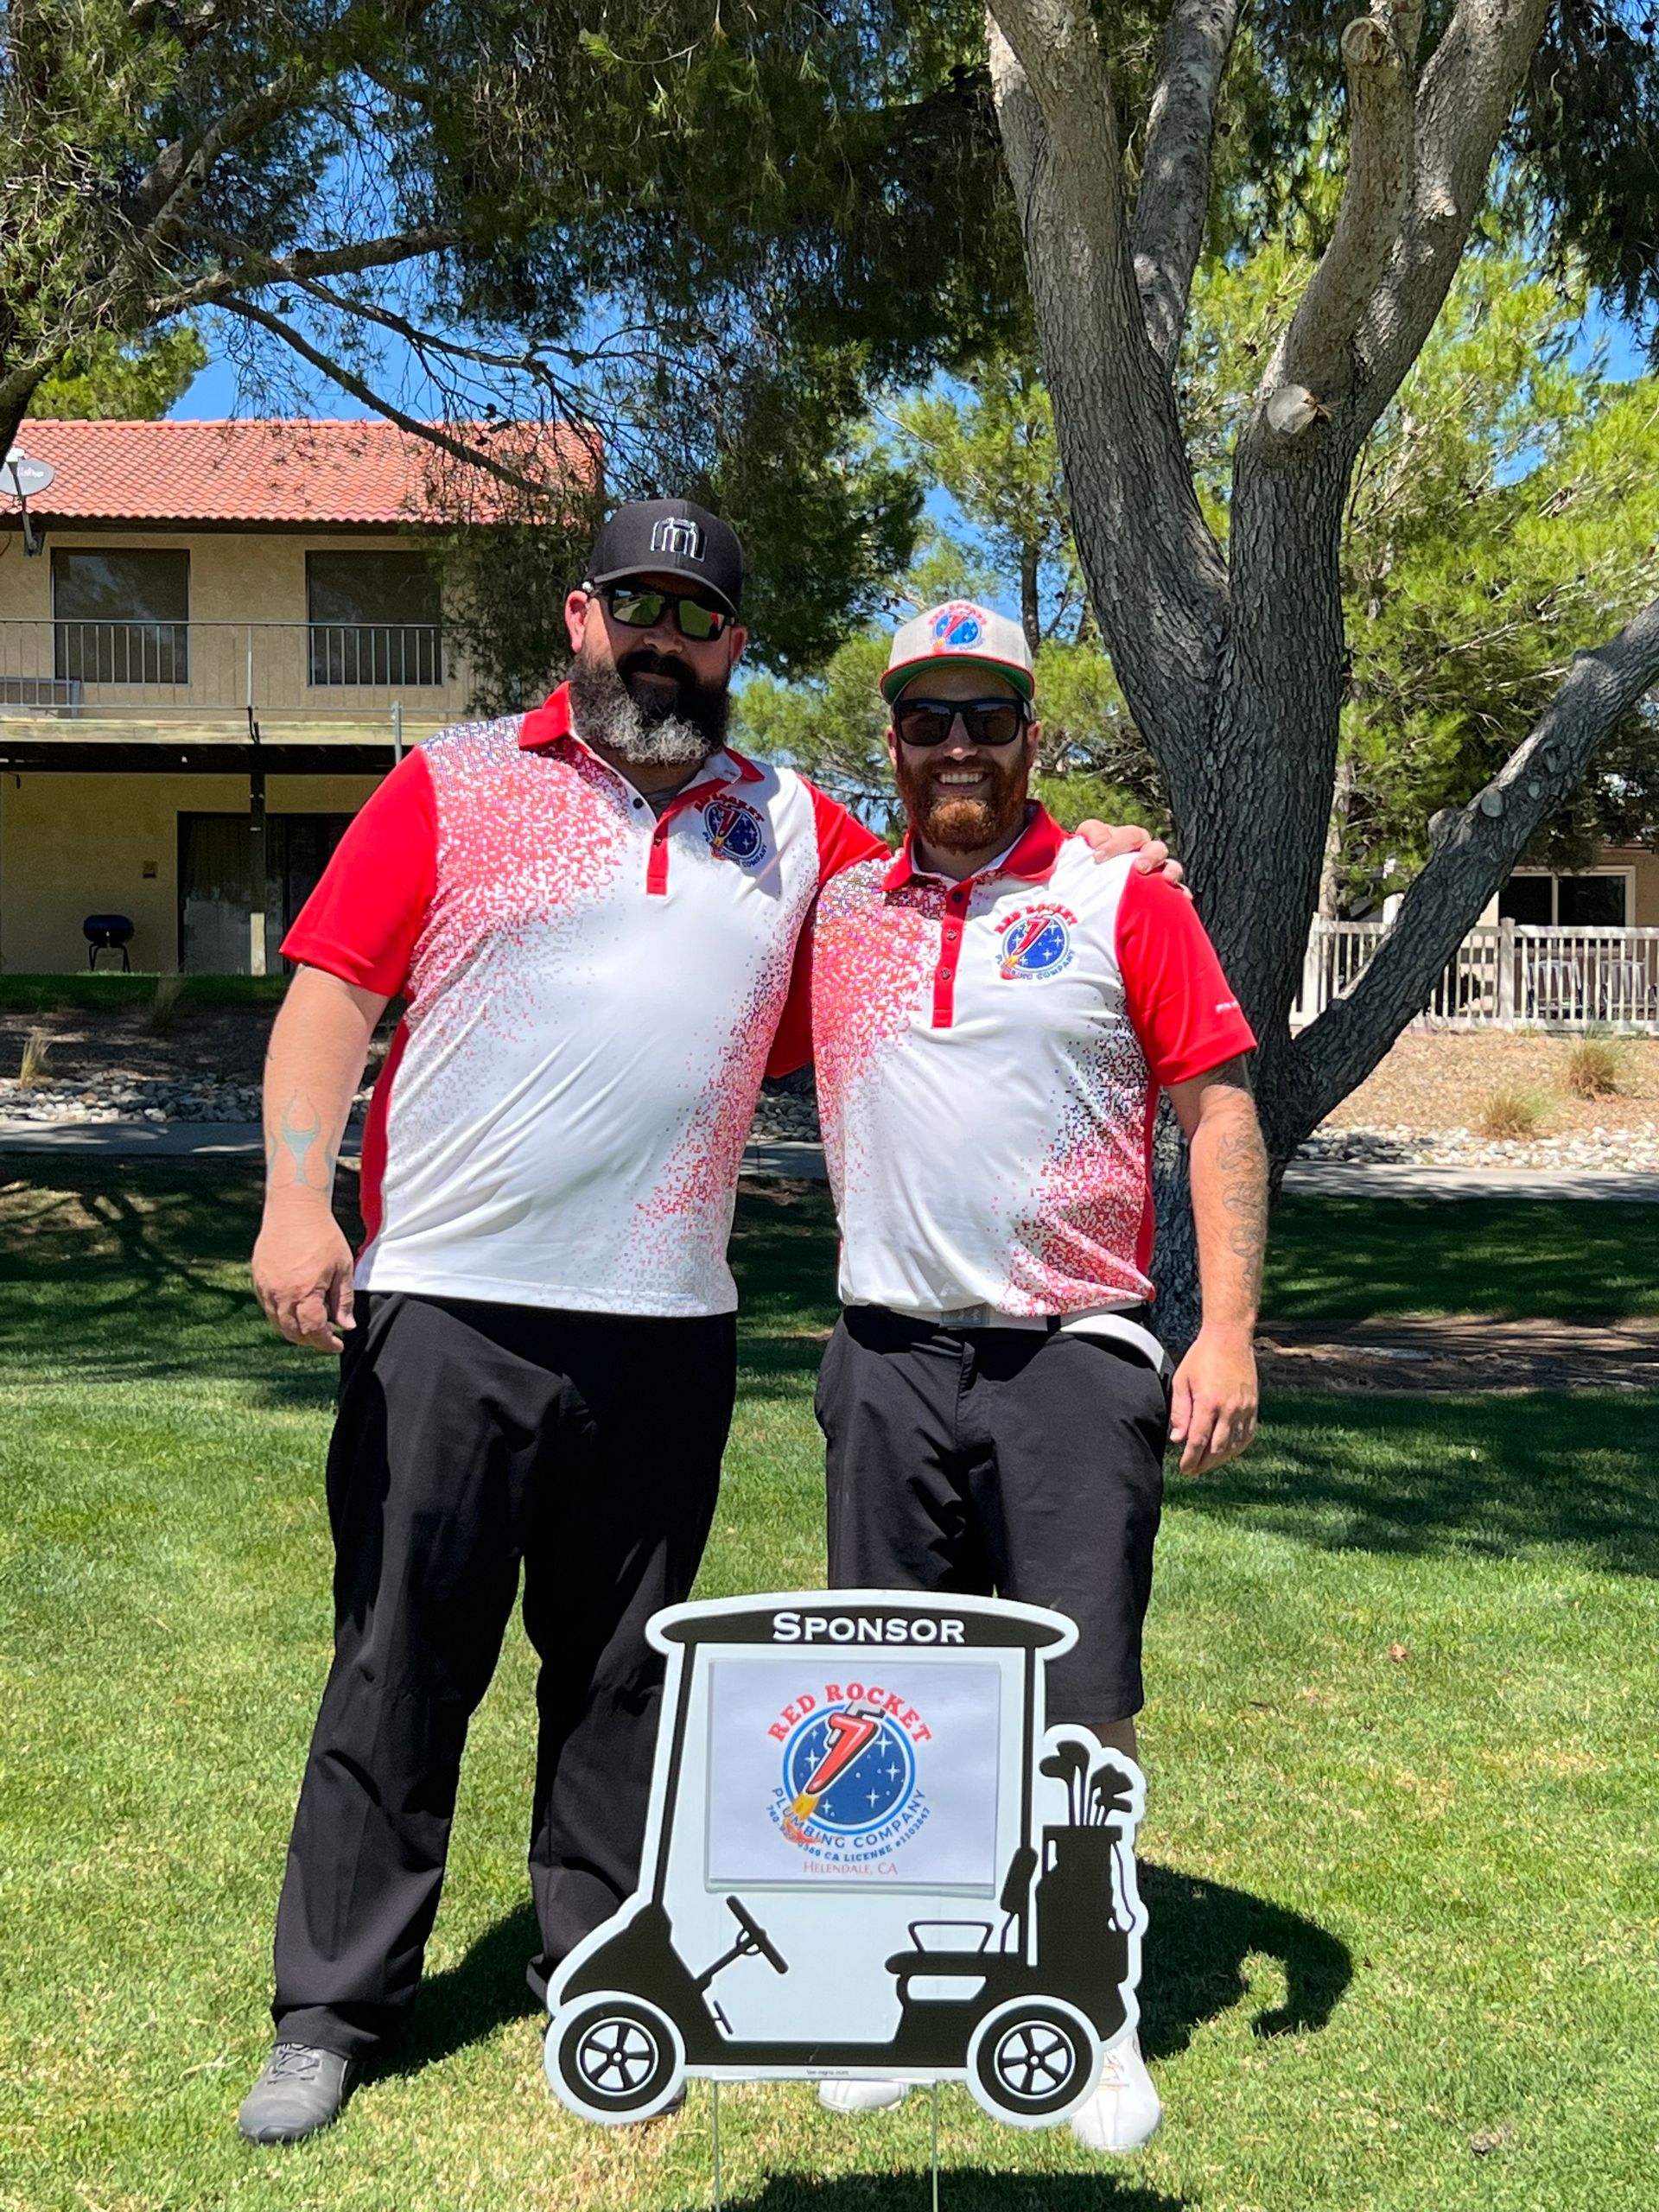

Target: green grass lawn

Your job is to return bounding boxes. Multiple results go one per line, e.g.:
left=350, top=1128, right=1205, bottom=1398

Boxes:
left=1, top=1165, right=1656, bottom=2212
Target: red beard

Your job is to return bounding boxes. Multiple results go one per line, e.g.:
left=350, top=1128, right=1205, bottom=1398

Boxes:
left=894, top=744, right=1030, bottom=855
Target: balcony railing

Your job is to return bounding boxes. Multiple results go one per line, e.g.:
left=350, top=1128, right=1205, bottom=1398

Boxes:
left=0, top=618, right=466, bottom=722
left=1294, top=915, right=1659, bottom=1033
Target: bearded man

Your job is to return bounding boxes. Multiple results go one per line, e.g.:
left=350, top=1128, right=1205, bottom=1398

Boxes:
left=803, top=602, right=1268, bottom=2155
left=238, top=508, right=1177, bottom=2145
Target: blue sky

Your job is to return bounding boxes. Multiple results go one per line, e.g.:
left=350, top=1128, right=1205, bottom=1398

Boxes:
left=170, top=299, right=1649, bottom=639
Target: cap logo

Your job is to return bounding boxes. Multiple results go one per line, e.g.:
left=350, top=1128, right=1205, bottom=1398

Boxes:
left=931, top=601, right=985, bottom=651
left=651, top=517, right=704, bottom=562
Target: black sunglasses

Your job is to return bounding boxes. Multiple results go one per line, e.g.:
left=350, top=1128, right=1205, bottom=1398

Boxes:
left=593, top=582, right=731, bottom=641
left=892, top=696, right=1030, bottom=748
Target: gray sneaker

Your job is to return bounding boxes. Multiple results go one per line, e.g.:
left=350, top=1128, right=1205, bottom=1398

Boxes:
left=238, top=2044, right=357, bottom=2145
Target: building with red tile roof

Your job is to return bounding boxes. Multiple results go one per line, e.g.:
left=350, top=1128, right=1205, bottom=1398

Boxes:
left=0, top=418, right=594, bottom=975
left=3, top=416, right=591, bottom=529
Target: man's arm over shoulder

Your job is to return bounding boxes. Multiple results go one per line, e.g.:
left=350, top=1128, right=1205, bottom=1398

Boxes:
left=765, top=784, right=888, bottom=1078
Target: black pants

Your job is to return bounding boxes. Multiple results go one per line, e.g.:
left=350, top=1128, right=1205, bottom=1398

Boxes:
left=817, top=1308, right=1169, bottom=1723
left=271, top=1291, right=735, bottom=2060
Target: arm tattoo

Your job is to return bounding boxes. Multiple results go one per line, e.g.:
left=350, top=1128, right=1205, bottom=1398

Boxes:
left=1214, top=1115, right=1268, bottom=1297
left=269, top=1092, right=336, bottom=1195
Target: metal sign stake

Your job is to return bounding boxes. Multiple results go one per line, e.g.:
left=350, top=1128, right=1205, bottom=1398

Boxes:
left=711, top=2079, right=721, bottom=2211
left=930, top=2082, right=940, bottom=2212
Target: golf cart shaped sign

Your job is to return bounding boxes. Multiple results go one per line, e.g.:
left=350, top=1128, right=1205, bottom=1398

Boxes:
left=545, top=1592, right=1146, bottom=2130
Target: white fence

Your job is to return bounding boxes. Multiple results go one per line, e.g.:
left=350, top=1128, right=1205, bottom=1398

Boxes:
left=1294, top=916, right=1659, bottom=1033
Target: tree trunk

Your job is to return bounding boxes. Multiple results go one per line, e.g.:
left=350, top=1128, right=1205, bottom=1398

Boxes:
left=1319, top=747, right=1357, bottom=918
left=1020, top=541, right=1041, bottom=653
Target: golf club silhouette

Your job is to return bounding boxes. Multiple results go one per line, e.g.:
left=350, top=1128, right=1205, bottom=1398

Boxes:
left=1039, top=1740, right=1090, bottom=1826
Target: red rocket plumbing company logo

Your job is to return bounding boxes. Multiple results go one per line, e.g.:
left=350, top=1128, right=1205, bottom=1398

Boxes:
left=996, top=904, right=1077, bottom=981
left=767, top=1683, right=932, bottom=1868
left=701, top=792, right=770, bottom=869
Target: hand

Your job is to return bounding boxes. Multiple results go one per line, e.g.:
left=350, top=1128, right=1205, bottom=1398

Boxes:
left=252, top=1203, right=358, bottom=1353
left=1075, top=818, right=1185, bottom=889
left=1167, top=1327, right=1258, bottom=1476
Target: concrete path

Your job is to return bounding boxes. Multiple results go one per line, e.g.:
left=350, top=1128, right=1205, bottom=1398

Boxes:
left=3, top=1119, right=1658, bottom=1204
left=1280, top=1160, right=1659, bottom=1203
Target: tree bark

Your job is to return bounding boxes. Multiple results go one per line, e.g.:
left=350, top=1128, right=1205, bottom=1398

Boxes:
left=1319, top=747, right=1357, bottom=917
left=988, top=0, right=1628, bottom=1347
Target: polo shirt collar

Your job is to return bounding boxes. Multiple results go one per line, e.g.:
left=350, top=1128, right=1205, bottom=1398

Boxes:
left=517, top=681, right=762, bottom=790
left=882, top=802, right=1066, bottom=893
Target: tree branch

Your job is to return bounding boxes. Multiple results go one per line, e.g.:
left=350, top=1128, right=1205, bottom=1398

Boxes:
left=1129, top=0, right=1243, bottom=369
left=986, top=2, right=1228, bottom=745
left=1344, top=0, right=1554, bottom=430
left=215, top=297, right=591, bottom=502
left=147, top=226, right=468, bottom=320
left=1269, top=0, right=1421, bottom=415
left=1289, top=591, right=1659, bottom=1132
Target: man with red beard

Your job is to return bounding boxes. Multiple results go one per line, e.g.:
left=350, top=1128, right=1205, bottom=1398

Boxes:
left=804, top=601, right=1268, bottom=2155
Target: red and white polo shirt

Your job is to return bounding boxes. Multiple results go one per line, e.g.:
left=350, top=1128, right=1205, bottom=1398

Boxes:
left=283, top=683, right=880, bottom=1316
left=810, top=806, right=1255, bottom=1321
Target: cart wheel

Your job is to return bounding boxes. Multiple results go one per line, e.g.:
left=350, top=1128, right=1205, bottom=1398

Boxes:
left=547, top=1993, right=684, bottom=2124
left=965, top=1997, right=1101, bottom=2128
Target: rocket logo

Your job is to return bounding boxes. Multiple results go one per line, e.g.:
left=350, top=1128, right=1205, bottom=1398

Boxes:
left=773, top=1694, right=928, bottom=1861
left=996, top=905, right=1075, bottom=981
left=701, top=794, right=769, bottom=869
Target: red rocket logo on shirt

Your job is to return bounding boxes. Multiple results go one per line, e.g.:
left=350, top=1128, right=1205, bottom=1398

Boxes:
left=996, top=905, right=1077, bottom=981
left=701, top=794, right=770, bottom=870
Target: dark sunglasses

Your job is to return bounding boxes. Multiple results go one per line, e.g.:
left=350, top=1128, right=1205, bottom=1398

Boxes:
left=892, top=696, right=1030, bottom=748
left=593, top=582, right=731, bottom=641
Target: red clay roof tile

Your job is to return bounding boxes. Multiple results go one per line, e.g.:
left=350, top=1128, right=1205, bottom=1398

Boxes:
left=3, top=418, right=588, bottom=526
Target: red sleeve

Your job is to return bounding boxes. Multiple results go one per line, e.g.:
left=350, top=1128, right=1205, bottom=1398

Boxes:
left=805, top=780, right=887, bottom=887
left=1114, top=867, right=1256, bottom=1086
left=761, top=784, right=888, bottom=1078
left=766, top=912, right=817, bottom=1078
left=280, top=747, right=437, bottom=996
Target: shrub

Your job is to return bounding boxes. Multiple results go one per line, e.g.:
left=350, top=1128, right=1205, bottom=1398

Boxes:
left=17, top=1027, right=52, bottom=1087
left=1563, top=1039, right=1622, bottom=1099
left=1475, top=1088, right=1545, bottom=1141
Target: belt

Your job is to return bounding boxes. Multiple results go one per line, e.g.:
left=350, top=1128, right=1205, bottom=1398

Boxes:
left=894, top=1300, right=1170, bottom=1376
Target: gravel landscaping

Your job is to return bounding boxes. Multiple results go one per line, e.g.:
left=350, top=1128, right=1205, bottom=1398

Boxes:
left=3, top=1002, right=1657, bottom=1169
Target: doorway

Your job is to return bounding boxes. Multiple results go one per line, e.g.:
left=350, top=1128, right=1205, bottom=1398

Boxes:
left=178, top=812, right=354, bottom=973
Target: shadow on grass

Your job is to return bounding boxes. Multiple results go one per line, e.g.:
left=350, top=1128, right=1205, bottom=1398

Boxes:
left=1265, top=1194, right=1659, bottom=1320
left=0, top=1154, right=360, bottom=1403
left=375, top=1865, right=1351, bottom=2091
left=721, top=2177, right=1190, bottom=2209
left=1180, top=1392, right=1659, bottom=1577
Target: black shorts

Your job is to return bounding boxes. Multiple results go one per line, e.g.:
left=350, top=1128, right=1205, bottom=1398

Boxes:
left=815, top=1306, right=1170, bottom=1722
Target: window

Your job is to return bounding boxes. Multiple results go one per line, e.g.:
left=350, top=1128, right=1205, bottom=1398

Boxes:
left=1558, top=874, right=1627, bottom=928
left=1498, top=875, right=1553, bottom=925
left=307, top=552, right=442, bottom=686
left=53, top=548, right=189, bottom=684
left=1498, top=872, right=1630, bottom=927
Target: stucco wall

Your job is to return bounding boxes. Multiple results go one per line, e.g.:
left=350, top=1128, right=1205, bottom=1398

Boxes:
left=0, top=771, right=384, bottom=972
left=0, top=527, right=423, bottom=623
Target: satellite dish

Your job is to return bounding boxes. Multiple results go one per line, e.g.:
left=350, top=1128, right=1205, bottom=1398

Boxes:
left=4, top=448, right=55, bottom=499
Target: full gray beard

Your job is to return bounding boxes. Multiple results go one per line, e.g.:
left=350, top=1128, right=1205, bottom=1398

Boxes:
left=567, top=656, right=722, bottom=769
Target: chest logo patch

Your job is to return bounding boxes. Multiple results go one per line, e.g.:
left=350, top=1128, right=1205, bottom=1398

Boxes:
left=996, top=904, right=1077, bottom=981
left=702, top=793, right=770, bottom=870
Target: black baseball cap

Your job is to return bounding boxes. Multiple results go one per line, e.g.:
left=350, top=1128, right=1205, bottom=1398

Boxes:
left=587, top=497, right=744, bottom=617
